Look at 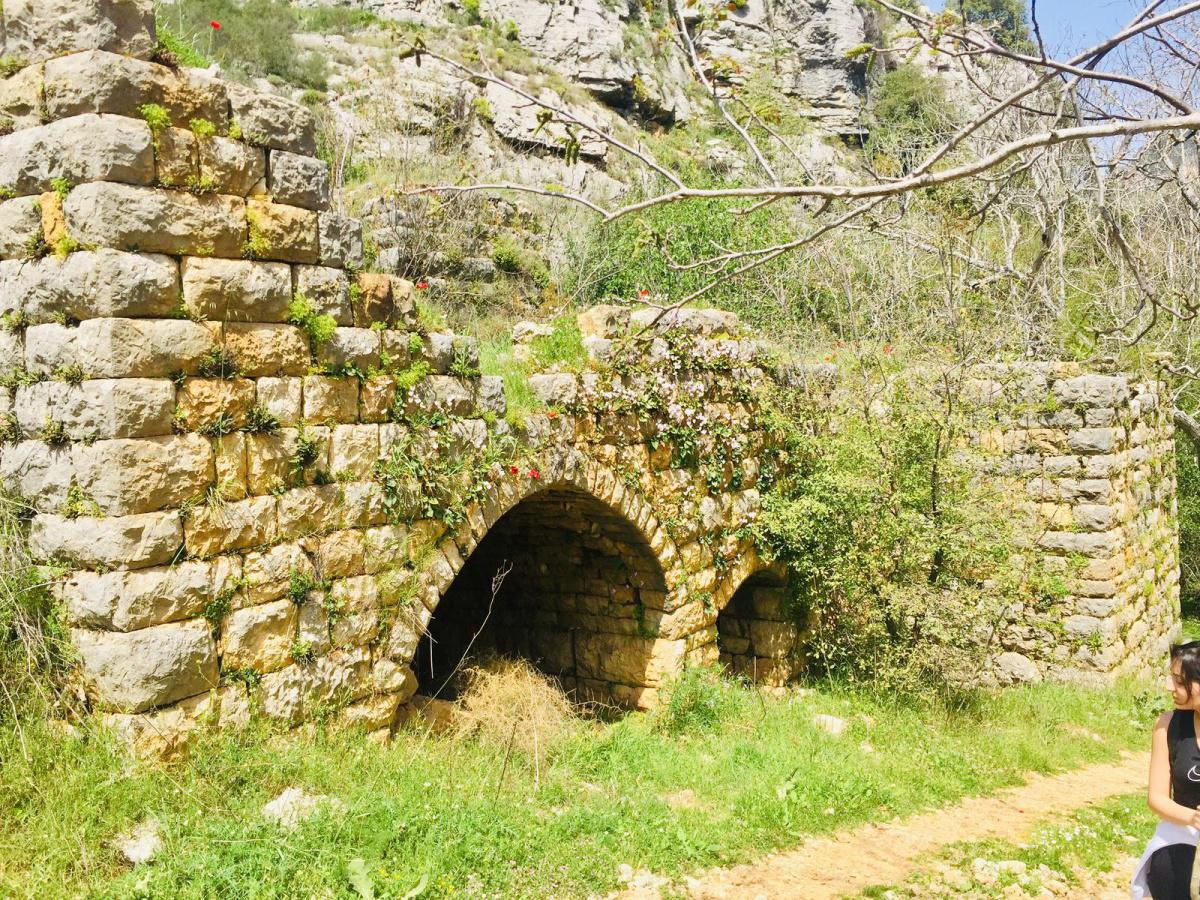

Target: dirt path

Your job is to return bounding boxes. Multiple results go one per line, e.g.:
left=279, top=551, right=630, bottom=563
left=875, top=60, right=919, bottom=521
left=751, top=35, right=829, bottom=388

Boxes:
left=618, top=752, right=1148, bottom=899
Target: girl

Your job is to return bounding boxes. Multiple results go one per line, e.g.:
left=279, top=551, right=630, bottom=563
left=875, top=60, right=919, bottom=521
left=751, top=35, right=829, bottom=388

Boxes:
left=1134, top=641, right=1200, bottom=899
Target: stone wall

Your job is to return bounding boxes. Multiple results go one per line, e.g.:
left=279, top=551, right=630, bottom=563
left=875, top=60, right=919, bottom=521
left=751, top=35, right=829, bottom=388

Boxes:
left=0, top=2, right=1180, bottom=754
left=972, top=363, right=1178, bottom=684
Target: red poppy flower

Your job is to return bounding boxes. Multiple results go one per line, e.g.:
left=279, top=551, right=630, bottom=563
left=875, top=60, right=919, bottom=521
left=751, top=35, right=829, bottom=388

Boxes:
left=883, top=344, right=893, bottom=354
left=547, top=410, right=557, bottom=418
left=529, top=468, right=540, bottom=480
left=509, top=465, right=519, bottom=475
left=210, top=19, right=221, bottom=29
left=415, top=281, right=429, bottom=290
left=638, top=288, right=649, bottom=297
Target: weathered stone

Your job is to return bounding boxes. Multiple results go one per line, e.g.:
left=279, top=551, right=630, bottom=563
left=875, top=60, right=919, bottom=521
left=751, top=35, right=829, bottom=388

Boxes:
left=297, top=597, right=331, bottom=656
left=0, top=63, right=43, bottom=132
left=0, top=196, right=41, bottom=258
left=258, top=646, right=371, bottom=724
left=1067, top=427, right=1122, bottom=454
left=295, top=265, right=352, bottom=325
left=175, top=378, right=256, bottom=432
left=268, top=151, right=330, bottom=210
left=319, top=213, right=363, bottom=269
left=576, top=304, right=629, bottom=338
left=242, top=542, right=312, bottom=606
left=214, top=432, right=248, bottom=501
left=226, top=83, right=318, bottom=155
left=304, top=529, right=365, bottom=579
left=6, top=250, right=180, bottom=322
left=246, top=430, right=313, bottom=494
left=329, top=576, right=380, bottom=647
left=4, top=0, right=156, bottom=62
left=359, top=376, right=395, bottom=423
left=181, top=258, right=291, bottom=322
left=153, top=127, right=195, bottom=188
left=14, top=378, right=175, bottom=440
left=26, top=318, right=216, bottom=378
left=261, top=787, right=345, bottom=828
left=477, top=376, right=506, bottom=417
left=338, top=691, right=403, bottom=732
left=276, top=483, right=344, bottom=539
left=115, top=819, right=162, bottom=866
left=529, top=373, right=577, bottom=406
left=30, top=510, right=182, bottom=569
left=63, top=556, right=241, bottom=632
left=383, top=602, right=430, bottom=661
left=63, top=182, right=245, bottom=257
left=1052, top=375, right=1130, bottom=407
left=246, top=199, right=319, bottom=264
left=256, top=376, right=303, bottom=425
left=185, top=495, right=277, bottom=558
left=222, top=324, right=308, bottom=377
left=0, top=441, right=73, bottom=511
left=72, top=435, right=213, bottom=515
left=812, top=713, right=848, bottom=736
left=328, top=425, right=380, bottom=479
left=421, top=332, right=455, bottom=373
left=198, top=137, right=266, bottom=197
left=44, top=51, right=229, bottom=128
left=303, top=376, right=359, bottom=422
left=72, top=619, right=217, bottom=712
left=406, top=376, right=474, bottom=417
left=318, top=328, right=380, bottom=372
left=222, top=598, right=297, bottom=673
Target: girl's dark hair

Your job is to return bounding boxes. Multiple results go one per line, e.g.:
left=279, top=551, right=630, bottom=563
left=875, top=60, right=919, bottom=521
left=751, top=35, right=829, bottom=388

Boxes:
left=1171, top=641, right=1200, bottom=693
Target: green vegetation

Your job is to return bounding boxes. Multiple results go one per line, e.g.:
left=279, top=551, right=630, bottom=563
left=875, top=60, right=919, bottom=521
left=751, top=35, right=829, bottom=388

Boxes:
left=956, top=0, right=1034, bottom=53
left=287, top=294, right=338, bottom=351
left=866, top=64, right=957, bottom=175
left=0, top=672, right=1159, bottom=897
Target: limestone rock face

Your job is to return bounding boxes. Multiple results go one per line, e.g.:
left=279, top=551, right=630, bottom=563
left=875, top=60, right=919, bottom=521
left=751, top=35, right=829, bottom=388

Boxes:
left=13, top=378, right=176, bottom=440
left=2, top=0, right=156, bottom=63
left=0, top=197, right=41, bottom=259
left=72, top=619, right=218, bottom=712
left=226, top=83, right=319, bottom=155
left=181, top=258, right=291, bottom=322
left=72, top=436, right=214, bottom=516
left=31, top=511, right=183, bottom=569
left=4, top=250, right=180, bottom=322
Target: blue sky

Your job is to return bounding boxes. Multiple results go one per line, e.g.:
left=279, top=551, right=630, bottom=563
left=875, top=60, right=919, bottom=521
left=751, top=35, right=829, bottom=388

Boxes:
left=927, top=0, right=1138, bottom=52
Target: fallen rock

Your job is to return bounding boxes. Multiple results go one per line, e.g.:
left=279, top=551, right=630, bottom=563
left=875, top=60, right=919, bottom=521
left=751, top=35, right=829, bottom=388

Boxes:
left=261, top=787, right=346, bottom=829
left=115, top=818, right=162, bottom=866
left=812, top=713, right=848, bottom=736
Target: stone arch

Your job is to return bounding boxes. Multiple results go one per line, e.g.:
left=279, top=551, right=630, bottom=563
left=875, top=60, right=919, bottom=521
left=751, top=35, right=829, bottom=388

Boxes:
left=410, top=452, right=686, bottom=709
left=712, top=559, right=800, bottom=686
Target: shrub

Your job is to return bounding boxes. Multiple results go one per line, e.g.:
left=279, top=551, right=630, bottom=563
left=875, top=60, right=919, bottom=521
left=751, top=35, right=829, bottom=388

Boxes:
left=653, top=666, right=746, bottom=735
left=287, top=293, right=337, bottom=350
left=866, top=65, right=957, bottom=175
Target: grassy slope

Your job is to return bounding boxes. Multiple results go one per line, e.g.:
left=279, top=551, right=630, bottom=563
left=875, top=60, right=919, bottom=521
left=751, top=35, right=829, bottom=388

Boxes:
left=0, top=675, right=1160, bottom=898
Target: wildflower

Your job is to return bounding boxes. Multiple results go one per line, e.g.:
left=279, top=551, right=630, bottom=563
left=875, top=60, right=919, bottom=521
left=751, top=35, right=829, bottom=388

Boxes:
left=883, top=343, right=893, bottom=354
left=210, top=19, right=221, bottom=28
left=638, top=288, right=650, bottom=297
left=547, top=410, right=558, bottom=418
left=509, top=465, right=519, bottom=475
left=415, top=280, right=429, bottom=290
left=528, top=468, right=540, bottom=480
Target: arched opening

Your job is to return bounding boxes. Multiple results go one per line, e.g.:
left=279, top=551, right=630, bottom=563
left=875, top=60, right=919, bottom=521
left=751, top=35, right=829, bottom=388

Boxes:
left=716, top=570, right=801, bottom=686
left=414, top=486, right=670, bottom=708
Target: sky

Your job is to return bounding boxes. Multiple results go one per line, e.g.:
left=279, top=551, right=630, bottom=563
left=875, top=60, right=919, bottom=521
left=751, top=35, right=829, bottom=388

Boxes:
left=927, top=0, right=1141, bottom=52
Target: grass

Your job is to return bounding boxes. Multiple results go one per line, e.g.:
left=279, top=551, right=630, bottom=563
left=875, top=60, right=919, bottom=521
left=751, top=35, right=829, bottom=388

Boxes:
left=858, top=791, right=1155, bottom=897
left=0, top=672, right=1163, bottom=898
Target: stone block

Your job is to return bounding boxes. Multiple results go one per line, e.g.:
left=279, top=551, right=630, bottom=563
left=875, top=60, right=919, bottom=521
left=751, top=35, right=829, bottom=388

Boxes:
left=337, top=691, right=402, bottom=732
left=246, top=430, right=307, bottom=494
left=221, top=598, right=297, bottom=673
left=329, top=576, right=380, bottom=647
left=577, top=304, right=629, bottom=338
left=276, top=484, right=343, bottom=539
left=226, top=83, right=318, bottom=155
left=44, top=51, right=229, bottom=128
left=363, top=525, right=409, bottom=575
left=214, top=431, right=248, bottom=501
left=477, top=376, right=506, bottom=417
left=529, top=373, right=577, bottom=406
left=351, top=273, right=394, bottom=328
left=1038, top=529, right=1123, bottom=558
left=63, top=555, right=241, bottom=632
left=72, top=435, right=213, bottom=516
left=185, top=495, right=277, bottom=558
left=175, top=378, right=256, bottom=432
left=63, top=182, right=245, bottom=257
left=1068, top=428, right=1122, bottom=454
left=30, top=510, right=182, bottom=569
left=181, top=257, right=291, bottom=322
left=0, top=114, right=156, bottom=195
left=297, top=598, right=331, bottom=656
left=0, top=196, right=41, bottom=258
left=303, top=376, right=359, bottom=422
left=0, top=441, right=73, bottom=511
left=154, top=126, right=195, bottom=188
left=0, top=62, right=45, bottom=132
left=14, top=378, right=175, bottom=439
left=222, top=323, right=308, bottom=377
left=3, top=0, right=156, bottom=62
left=73, top=619, right=217, bottom=712
left=383, top=602, right=431, bottom=662
left=359, top=376, right=395, bottom=423
left=26, top=318, right=216, bottom=378
left=258, top=646, right=371, bottom=725
left=319, top=212, right=363, bottom=269
left=329, top=425, right=380, bottom=479
left=304, top=529, right=365, bottom=578
left=406, top=376, right=474, bottom=417
left=750, top=620, right=799, bottom=659
left=8, top=250, right=179, bottom=322
left=242, top=542, right=311, bottom=606
left=295, top=265, right=352, bottom=325
left=268, top=151, right=330, bottom=210
left=1052, top=375, right=1130, bottom=407
left=246, top=199, right=318, bottom=264
left=198, top=137, right=266, bottom=197
left=421, top=332, right=455, bottom=373
left=318, top=328, right=380, bottom=372
left=256, top=376, right=303, bottom=426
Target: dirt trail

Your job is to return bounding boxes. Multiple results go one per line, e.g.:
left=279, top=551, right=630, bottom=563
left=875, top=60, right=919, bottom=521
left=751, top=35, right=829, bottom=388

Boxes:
left=618, top=752, right=1148, bottom=899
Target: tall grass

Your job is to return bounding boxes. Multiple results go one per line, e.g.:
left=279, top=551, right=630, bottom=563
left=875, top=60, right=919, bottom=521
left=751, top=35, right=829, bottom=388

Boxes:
left=0, top=668, right=1161, bottom=898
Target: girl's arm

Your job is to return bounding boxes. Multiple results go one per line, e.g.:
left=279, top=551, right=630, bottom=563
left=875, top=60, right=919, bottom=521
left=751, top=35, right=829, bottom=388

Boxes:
left=1149, top=711, right=1200, bottom=827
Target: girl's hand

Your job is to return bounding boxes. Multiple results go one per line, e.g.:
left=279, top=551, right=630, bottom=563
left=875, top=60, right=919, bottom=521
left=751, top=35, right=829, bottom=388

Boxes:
left=1189, top=809, right=1200, bottom=829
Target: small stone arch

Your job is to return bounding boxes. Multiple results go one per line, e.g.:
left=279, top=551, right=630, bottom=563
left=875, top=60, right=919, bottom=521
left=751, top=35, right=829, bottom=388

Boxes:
left=712, top=560, right=800, bottom=686
left=409, top=452, right=687, bottom=709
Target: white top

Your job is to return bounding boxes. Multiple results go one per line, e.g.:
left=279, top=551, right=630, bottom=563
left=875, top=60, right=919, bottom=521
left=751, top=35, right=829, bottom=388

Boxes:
left=1131, top=821, right=1199, bottom=898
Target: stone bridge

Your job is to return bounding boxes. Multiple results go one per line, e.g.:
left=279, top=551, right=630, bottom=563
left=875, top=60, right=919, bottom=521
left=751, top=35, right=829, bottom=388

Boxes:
left=0, top=2, right=1181, bottom=752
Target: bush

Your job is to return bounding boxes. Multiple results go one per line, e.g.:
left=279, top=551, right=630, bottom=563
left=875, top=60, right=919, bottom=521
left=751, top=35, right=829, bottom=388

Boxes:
left=1178, top=430, right=1200, bottom=614
left=652, top=666, right=747, bottom=735
left=866, top=65, right=957, bottom=176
